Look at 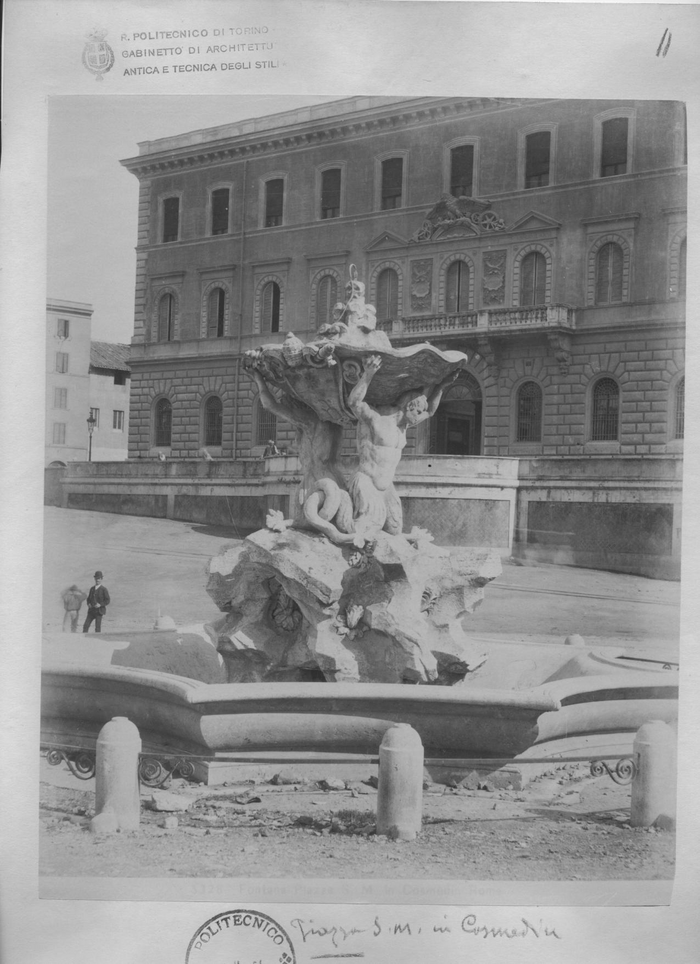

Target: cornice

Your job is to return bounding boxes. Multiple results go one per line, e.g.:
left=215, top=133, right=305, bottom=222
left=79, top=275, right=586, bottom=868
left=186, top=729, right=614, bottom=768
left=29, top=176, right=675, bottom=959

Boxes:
left=120, top=98, right=529, bottom=178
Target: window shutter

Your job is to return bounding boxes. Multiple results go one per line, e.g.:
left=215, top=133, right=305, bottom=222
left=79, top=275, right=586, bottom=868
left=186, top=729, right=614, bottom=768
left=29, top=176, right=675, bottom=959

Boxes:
left=609, top=244, right=623, bottom=302
left=377, top=269, right=398, bottom=321
left=381, top=158, right=403, bottom=209
left=208, top=288, right=225, bottom=337
left=265, top=179, right=284, bottom=226
left=601, top=118, right=628, bottom=176
left=675, top=378, right=685, bottom=440
left=262, top=282, right=281, bottom=333
left=316, top=275, right=338, bottom=326
left=158, top=294, right=174, bottom=341
left=446, top=261, right=469, bottom=313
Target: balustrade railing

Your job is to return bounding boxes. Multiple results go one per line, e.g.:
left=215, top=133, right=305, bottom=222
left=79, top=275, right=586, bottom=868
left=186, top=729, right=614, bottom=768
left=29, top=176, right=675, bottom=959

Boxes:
left=378, top=305, right=575, bottom=338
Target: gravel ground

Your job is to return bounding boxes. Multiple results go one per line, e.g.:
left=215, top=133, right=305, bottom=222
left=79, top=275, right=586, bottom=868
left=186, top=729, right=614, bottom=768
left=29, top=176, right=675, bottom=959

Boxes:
left=40, top=762, right=674, bottom=881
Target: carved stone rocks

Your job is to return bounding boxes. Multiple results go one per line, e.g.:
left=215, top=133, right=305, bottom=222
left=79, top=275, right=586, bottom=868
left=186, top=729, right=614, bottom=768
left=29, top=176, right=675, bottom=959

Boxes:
left=205, top=528, right=501, bottom=685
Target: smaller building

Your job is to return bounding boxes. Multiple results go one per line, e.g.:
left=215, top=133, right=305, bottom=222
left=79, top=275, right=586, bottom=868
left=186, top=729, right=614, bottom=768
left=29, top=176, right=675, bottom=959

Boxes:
left=45, top=299, right=93, bottom=466
left=88, top=343, right=131, bottom=461
left=45, top=299, right=131, bottom=465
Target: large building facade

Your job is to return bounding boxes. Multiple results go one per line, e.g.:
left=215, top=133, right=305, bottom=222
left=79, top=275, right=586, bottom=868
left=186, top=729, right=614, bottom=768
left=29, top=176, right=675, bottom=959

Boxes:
left=121, top=96, right=686, bottom=467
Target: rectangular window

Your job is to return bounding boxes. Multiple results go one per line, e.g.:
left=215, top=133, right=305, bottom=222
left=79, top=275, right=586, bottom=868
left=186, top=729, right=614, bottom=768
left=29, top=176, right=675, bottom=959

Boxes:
left=600, top=118, right=628, bottom=177
left=450, top=145, right=474, bottom=197
left=55, top=352, right=69, bottom=373
left=113, top=410, right=124, bottom=431
left=162, top=196, right=180, bottom=242
left=381, top=157, right=403, bottom=210
left=52, top=423, right=66, bottom=445
left=90, top=407, right=100, bottom=428
left=265, top=179, right=284, bottom=227
left=53, top=387, right=68, bottom=409
left=211, top=188, right=230, bottom=235
left=320, top=168, right=341, bottom=219
left=114, top=371, right=127, bottom=386
left=525, top=131, right=551, bottom=188
left=57, top=318, right=70, bottom=338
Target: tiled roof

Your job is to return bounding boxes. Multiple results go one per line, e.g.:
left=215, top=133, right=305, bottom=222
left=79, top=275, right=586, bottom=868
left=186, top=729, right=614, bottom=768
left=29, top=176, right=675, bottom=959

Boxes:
left=90, top=342, right=131, bottom=372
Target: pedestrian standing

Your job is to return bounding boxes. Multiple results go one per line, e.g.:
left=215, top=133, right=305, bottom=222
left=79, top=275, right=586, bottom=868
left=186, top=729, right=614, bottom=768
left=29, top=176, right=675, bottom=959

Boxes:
left=61, top=585, right=87, bottom=633
left=82, top=571, right=111, bottom=634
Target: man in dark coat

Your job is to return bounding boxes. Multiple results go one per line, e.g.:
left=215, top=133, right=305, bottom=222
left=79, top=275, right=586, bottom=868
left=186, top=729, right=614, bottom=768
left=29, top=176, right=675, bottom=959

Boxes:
left=82, top=571, right=111, bottom=633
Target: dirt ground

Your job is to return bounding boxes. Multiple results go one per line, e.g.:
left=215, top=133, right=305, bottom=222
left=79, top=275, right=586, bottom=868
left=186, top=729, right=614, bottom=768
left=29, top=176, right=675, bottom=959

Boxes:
left=40, top=761, right=674, bottom=881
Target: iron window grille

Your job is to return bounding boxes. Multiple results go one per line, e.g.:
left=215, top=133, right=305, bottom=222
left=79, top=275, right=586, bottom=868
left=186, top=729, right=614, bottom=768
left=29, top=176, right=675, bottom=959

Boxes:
left=516, top=381, right=543, bottom=442
left=154, top=399, right=172, bottom=447
left=675, top=378, right=685, bottom=440
left=591, top=378, right=620, bottom=440
left=204, top=396, right=223, bottom=447
left=256, top=404, right=277, bottom=446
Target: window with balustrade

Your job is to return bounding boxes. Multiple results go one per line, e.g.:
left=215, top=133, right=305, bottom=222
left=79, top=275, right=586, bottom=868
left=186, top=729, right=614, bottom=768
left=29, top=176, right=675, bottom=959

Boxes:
left=376, top=268, right=399, bottom=321
left=515, top=381, right=543, bottom=443
left=445, top=261, right=470, bottom=313
left=519, top=251, right=547, bottom=306
left=590, top=378, right=620, bottom=441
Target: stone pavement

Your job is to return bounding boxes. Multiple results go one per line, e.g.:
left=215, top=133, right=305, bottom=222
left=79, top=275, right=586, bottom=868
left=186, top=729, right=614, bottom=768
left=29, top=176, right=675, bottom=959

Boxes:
left=42, top=506, right=681, bottom=658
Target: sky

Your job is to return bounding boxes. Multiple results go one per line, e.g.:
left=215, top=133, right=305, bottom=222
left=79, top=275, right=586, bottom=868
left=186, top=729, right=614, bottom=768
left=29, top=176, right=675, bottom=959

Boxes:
left=48, top=95, right=339, bottom=344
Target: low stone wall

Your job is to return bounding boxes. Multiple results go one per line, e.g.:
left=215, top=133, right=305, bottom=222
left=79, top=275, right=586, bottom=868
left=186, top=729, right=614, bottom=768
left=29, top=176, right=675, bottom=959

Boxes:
left=53, top=454, right=683, bottom=579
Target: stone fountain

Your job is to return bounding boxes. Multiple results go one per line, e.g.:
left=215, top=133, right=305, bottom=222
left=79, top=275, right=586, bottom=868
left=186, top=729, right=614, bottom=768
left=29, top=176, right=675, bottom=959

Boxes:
left=205, top=268, right=502, bottom=685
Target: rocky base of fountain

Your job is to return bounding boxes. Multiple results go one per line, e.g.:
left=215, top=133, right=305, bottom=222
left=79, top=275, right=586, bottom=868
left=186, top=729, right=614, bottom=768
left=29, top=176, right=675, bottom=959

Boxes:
left=205, top=528, right=502, bottom=684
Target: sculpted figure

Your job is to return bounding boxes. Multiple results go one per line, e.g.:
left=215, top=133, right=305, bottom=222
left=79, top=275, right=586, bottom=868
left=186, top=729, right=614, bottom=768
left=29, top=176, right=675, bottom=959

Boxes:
left=252, top=371, right=355, bottom=540
left=348, top=355, right=459, bottom=537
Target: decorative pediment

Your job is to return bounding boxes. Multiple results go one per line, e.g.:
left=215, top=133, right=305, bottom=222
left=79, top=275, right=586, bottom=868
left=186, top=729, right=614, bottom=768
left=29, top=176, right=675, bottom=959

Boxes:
left=366, top=231, right=408, bottom=251
left=410, top=194, right=505, bottom=243
left=509, top=211, right=562, bottom=232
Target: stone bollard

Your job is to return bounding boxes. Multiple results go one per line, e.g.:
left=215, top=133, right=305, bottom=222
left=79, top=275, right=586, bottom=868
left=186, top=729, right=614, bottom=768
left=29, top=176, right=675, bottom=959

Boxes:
left=630, top=720, right=677, bottom=829
left=90, top=717, right=142, bottom=834
left=376, top=723, right=424, bottom=841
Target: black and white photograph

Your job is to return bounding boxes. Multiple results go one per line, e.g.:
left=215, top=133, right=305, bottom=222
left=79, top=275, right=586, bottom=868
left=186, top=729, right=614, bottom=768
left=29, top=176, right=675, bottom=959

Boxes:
left=1, top=1, right=699, bottom=962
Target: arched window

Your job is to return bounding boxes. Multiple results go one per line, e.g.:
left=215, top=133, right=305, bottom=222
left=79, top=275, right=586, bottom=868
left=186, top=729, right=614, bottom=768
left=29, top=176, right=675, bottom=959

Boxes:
left=520, top=251, right=546, bottom=306
left=255, top=399, right=277, bottom=447
left=591, top=378, right=619, bottom=440
left=154, top=398, right=172, bottom=447
left=515, top=381, right=543, bottom=442
left=158, top=293, right=175, bottom=341
left=595, top=243, right=624, bottom=304
left=261, top=281, right=281, bottom=333
left=376, top=268, right=399, bottom=322
left=208, top=287, right=225, bottom=338
left=316, top=275, right=338, bottom=327
left=445, top=261, right=470, bottom=313
left=674, top=377, right=685, bottom=440
left=430, top=375, right=483, bottom=455
left=204, top=396, right=223, bottom=447
left=678, top=238, right=686, bottom=300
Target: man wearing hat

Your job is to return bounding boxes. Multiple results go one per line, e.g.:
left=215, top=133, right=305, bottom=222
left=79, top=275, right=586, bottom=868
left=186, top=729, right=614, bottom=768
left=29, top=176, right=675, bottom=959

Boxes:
left=82, top=571, right=111, bottom=633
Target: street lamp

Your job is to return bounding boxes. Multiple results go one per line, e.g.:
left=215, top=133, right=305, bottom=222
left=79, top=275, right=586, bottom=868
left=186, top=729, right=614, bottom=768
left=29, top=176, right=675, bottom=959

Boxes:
left=86, top=413, right=97, bottom=462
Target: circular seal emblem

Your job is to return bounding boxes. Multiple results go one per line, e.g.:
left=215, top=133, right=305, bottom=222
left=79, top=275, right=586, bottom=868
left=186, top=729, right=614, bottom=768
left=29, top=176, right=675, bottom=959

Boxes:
left=186, top=910, right=296, bottom=964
